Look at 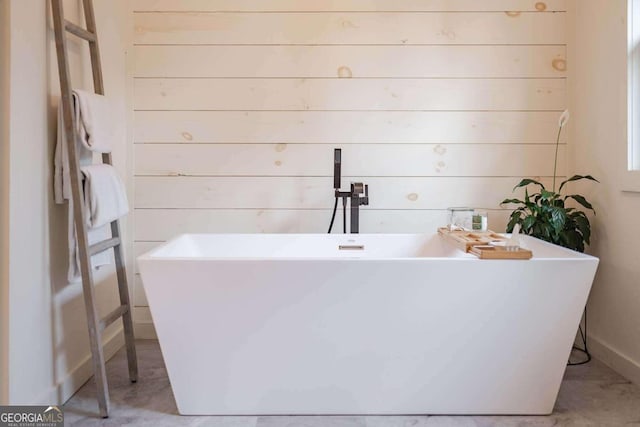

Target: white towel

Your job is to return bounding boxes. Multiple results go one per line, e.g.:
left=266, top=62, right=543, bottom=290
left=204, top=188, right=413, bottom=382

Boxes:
left=54, top=99, right=117, bottom=282
left=80, top=164, right=129, bottom=229
left=72, top=89, right=114, bottom=153
left=54, top=98, right=92, bottom=204
left=67, top=202, right=112, bottom=283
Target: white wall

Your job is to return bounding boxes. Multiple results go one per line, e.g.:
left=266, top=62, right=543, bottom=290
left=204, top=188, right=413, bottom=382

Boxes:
left=570, top=0, right=640, bottom=385
left=3, top=0, right=131, bottom=405
left=0, top=0, right=10, bottom=407
left=7, top=1, right=54, bottom=403
left=130, top=0, right=569, bottom=334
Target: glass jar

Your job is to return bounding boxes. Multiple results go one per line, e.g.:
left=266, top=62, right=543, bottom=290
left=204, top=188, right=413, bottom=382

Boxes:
left=472, top=210, right=488, bottom=232
left=448, top=207, right=474, bottom=231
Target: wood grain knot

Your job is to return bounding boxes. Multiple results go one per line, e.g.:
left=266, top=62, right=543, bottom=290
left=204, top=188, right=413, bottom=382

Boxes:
left=341, top=19, right=358, bottom=29
left=337, top=66, right=353, bottom=78
left=535, top=2, right=547, bottom=11
left=181, top=132, right=193, bottom=141
left=552, top=58, right=567, bottom=72
left=433, top=145, right=447, bottom=155
left=407, top=193, right=419, bottom=202
left=505, top=11, right=521, bottom=17
left=438, top=29, right=456, bottom=40
left=275, top=143, right=287, bottom=152
left=274, top=160, right=282, bottom=167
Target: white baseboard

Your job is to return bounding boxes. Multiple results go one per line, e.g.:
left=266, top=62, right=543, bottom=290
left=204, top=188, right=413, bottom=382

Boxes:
left=588, top=334, right=640, bottom=387
left=134, top=321, right=157, bottom=340
left=34, top=327, right=125, bottom=405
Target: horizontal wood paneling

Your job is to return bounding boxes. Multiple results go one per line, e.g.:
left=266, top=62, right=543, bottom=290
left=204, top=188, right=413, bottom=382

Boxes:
left=131, top=1, right=568, bottom=311
left=134, top=242, right=160, bottom=259
left=134, top=275, right=147, bottom=308
left=134, top=176, right=557, bottom=210
left=134, top=45, right=566, bottom=78
left=134, top=78, right=566, bottom=111
left=134, top=111, right=565, bottom=144
left=133, top=0, right=566, bottom=13
left=134, top=12, right=565, bottom=45
left=134, top=144, right=567, bottom=177
left=134, top=306, right=152, bottom=324
left=133, top=243, right=157, bottom=306
left=134, top=208, right=514, bottom=240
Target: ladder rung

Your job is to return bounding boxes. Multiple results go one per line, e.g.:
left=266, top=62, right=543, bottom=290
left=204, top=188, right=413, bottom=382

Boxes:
left=65, top=20, right=96, bottom=42
left=99, top=305, right=129, bottom=331
left=89, top=237, right=120, bottom=256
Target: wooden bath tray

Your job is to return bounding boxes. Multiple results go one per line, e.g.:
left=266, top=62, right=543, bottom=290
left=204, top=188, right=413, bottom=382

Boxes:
left=437, top=228, right=507, bottom=252
left=469, top=245, right=532, bottom=260
left=437, top=227, right=532, bottom=260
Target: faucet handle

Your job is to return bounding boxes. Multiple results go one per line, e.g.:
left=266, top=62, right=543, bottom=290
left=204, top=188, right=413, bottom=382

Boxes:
left=351, top=182, right=364, bottom=195
left=364, top=184, right=368, bottom=198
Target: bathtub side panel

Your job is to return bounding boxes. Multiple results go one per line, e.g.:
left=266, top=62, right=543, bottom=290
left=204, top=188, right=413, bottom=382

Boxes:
left=139, top=258, right=597, bottom=415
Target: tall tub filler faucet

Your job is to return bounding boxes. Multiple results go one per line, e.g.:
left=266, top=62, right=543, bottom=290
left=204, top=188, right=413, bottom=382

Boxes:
left=328, top=148, right=369, bottom=234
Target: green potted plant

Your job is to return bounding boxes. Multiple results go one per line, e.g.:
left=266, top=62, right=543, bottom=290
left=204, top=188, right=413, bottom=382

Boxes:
left=501, top=110, right=598, bottom=252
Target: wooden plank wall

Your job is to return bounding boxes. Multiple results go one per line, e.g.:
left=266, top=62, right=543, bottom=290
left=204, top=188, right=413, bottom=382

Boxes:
left=131, top=0, right=567, bottom=313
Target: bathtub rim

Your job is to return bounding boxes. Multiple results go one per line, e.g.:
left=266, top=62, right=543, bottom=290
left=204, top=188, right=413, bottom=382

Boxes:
left=137, top=233, right=599, bottom=263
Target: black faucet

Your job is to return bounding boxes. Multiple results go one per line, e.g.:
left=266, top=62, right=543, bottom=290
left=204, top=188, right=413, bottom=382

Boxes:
left=349, top=182, right=369, bottom=234
left=329, top=149, right=369, bottom=234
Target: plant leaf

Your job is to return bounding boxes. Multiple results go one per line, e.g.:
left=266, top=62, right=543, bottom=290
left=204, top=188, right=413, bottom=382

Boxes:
left=513, top=178, right=546, bottom=191
left=562, top=230, right=585, bottom=252
left=501, top=198, right=524, bottom=206
left=573, top=214, right=591, bottom=245
left=550, top=207, right=567, bottom=234
left=506, top=212, right=522, bottom=233
left=541, top=189, right=556, bottom=200
left=566, top=195, right=595, bottom=213
left=534, top=222, right=552, bottom=242
left=558, top=175, right=599, bottom=192
left=522, top=215, right=536, bottom=231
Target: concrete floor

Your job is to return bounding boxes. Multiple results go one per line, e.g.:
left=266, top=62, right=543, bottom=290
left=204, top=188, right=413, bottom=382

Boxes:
left=64, top=340, right=640, bottom=426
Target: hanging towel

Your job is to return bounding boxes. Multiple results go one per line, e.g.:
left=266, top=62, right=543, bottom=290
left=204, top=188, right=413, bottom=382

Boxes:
left=72, top=89, right=114, bottom=153
left=54, top=99, right=116, bottom=282
left=80, top=164, right=129, bottom=229
left=67, top=201, right=112, bottom=283
left=54, top=97, right=92, bottom=204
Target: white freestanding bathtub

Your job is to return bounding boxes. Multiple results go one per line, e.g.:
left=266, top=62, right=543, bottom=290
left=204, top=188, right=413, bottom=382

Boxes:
left=138, top=233, right=598, bottom=416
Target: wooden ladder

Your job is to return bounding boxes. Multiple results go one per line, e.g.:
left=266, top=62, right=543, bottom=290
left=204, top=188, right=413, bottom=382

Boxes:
left=50, top=0, right=138, bottom=418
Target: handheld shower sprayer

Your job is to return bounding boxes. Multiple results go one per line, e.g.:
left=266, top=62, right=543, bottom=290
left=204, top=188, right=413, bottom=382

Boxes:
left=334, top=148, right=341, bottom=190
left=328, top=148, right=344, bottom=233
